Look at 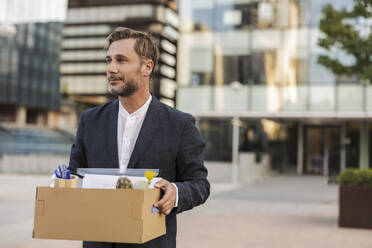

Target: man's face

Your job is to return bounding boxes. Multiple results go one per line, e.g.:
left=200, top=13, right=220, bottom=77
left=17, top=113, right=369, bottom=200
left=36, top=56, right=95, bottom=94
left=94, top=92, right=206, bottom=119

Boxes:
left=105, top=39, right=143, bottom=97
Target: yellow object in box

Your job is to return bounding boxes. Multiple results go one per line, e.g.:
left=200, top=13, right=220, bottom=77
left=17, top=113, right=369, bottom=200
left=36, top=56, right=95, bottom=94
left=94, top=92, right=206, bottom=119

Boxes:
left=32, top=187, right=165, bottom=244
left=144, top=171, right=156, bottom=181
left=54, top=175, right=79, bottom=188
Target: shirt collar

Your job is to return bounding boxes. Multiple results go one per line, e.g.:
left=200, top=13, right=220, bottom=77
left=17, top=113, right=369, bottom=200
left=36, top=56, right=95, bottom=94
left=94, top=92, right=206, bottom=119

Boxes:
left=119, top=95, right=152, bottom=118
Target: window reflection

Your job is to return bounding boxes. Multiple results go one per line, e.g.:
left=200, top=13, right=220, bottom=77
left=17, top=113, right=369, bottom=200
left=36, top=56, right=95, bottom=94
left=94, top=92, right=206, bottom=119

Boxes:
left=179, top=0, right=350, bottom=87
left=199, top=118, right=233, bottom=162
left=0, top=21, right=63, bottom=109
left=190, top=0, right=279, bottom=32
left=239, top=119, right=298, bottom=172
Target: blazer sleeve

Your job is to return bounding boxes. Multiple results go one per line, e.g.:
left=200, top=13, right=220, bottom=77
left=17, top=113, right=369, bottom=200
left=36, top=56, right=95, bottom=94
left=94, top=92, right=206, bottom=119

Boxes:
left=68, top=112, right=88, bottom=174
left=174, top=115, right=210, bottom=214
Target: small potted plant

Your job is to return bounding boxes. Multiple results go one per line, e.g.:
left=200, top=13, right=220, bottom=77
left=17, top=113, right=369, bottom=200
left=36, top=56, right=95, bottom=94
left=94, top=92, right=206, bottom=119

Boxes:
left=337, top=168, right=372, bottom=229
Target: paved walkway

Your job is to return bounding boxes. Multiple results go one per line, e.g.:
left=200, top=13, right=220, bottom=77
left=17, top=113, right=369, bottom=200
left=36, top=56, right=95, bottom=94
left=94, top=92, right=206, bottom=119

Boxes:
left=0, top=174, right=371, bottom=248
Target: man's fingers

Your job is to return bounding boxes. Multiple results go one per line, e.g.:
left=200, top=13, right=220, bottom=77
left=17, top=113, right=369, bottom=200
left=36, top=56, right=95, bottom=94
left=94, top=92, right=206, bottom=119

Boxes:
left=153, top=179, right=176, bottom=215
left=156, top=201, right=173, bottom=215
left=154, top=202, right=172, bottom=215
left=155, top=189, right=172, bottom=207
left=161, top=201, right=173, bottom=211
left=154, top=180, right=168, bottom=189
left=156, top=194, right=172, bottom=208
left=155, top=198, right=166, bottom=208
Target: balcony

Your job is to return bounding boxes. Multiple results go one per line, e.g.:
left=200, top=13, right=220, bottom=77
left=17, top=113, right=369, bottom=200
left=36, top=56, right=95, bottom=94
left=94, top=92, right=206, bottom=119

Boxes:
left=177, top=84, right=372, bottom=119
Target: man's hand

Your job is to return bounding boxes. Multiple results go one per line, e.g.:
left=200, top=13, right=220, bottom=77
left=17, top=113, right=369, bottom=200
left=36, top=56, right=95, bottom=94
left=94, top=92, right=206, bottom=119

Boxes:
left=154, top=179, right=176, bottom=215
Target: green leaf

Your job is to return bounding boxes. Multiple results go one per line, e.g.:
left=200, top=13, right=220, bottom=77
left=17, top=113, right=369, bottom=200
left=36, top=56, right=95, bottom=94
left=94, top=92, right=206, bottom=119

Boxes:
left=317, top=0, right=372, bottom=83
left=338, top=168, right=372, bottom=187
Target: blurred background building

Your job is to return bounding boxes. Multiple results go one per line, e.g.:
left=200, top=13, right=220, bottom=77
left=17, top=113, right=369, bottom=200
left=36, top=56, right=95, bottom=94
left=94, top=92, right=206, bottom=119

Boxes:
left=0, top=0, right=179, bottom=174
left=176, top=0, right=370, bottom=182
left=0, top=0, right=75, bottom=173
left=0, top=0, right=370, bottom=183
left=61, top=0, right=179, bottom=109
left=0, top=0, right=65, bottom=127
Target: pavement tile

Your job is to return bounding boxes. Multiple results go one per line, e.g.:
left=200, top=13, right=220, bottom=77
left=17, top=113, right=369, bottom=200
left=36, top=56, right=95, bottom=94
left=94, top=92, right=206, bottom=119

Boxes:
left=1, top=174, right=372, bottom=248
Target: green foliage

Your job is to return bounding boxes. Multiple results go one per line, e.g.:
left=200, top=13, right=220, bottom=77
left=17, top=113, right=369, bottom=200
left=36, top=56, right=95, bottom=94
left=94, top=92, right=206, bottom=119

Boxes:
left=317, top=0, right=372, bottom=82
left=337, top=168, right=372, bottom=187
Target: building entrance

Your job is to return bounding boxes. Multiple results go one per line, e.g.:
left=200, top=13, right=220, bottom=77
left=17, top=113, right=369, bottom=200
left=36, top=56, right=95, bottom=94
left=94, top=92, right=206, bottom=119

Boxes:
left=304, top=125, right=341, bottom=177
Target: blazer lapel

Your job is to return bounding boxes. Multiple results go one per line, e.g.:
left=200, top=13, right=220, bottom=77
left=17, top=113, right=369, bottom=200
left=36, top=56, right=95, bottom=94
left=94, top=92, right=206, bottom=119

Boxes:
left=106, top=99, right=119, bottom=168
left=127, top=96, right=164, bottom=168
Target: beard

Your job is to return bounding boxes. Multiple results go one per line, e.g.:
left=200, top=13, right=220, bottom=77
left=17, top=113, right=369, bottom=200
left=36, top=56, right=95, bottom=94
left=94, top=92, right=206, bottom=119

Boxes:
left=108, top=75, right=139, bottom=97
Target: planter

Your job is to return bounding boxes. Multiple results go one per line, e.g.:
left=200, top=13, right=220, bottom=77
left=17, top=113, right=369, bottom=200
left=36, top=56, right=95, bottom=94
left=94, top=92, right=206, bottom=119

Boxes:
left=339, top=185, right=372, bottom=229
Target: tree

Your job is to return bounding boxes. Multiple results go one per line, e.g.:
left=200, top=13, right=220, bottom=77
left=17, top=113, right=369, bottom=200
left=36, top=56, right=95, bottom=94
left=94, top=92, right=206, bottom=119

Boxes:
left=317, top=0, right=372, bottom=83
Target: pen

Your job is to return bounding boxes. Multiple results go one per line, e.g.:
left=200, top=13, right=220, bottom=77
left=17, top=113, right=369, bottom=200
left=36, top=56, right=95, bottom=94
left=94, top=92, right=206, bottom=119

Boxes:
left=54, top=169, right=61, bottom=179
left=58, top=165, right=63, bottom=178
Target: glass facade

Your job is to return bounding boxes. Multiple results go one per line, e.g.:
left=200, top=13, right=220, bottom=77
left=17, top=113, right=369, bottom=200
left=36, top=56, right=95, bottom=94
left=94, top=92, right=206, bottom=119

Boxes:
left=0, top=0, right=66, bottom=110
left=178, top=0, right=358, bottom=88
left=198, top=116, right=364, bottom=175
left=177, top=0, right=368, bottom=175
left=200, top=117, right=298, bottom=173
left=303, top=125, right=340, bottom=176
left=199, top=118, right=233, bottom=161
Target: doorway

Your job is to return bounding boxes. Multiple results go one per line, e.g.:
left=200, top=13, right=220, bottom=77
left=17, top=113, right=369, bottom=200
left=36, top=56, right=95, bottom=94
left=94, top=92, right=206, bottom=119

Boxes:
left=304, top=125, right=341, bottom=176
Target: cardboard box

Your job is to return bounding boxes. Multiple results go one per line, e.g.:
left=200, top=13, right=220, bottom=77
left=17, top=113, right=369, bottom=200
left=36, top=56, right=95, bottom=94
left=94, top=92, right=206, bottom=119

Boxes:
left=33, top=187, right=166, bottom=244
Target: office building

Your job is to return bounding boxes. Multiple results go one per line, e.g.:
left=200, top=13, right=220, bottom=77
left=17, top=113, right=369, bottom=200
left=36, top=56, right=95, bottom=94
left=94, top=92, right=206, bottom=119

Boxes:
left=61, top=0, right=179, bottom=107
left=0, top=0, right=74, bottom=174
left=176, top=0, right=367, bottom=181
left=0, top=0, right=67, bottom=127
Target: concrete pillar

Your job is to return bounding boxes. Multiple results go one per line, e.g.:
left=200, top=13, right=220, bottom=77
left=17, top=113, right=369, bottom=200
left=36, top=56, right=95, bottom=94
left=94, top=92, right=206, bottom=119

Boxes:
left=37, top=112, right=45, bottom=126
left=340, top=123, right=346, bottom=172
left=232, top=116, right=240, bottom=184
left=214, top=45, right=224, bottom=86
left=297, top=122, right=303, bottom=175
left=359, top=121, right=369, bottom=169
left=15, top=106, right=26, bottom=127
left=48, top=111, right=59, bottom=129
left=323, top=144, right=329, bottom=177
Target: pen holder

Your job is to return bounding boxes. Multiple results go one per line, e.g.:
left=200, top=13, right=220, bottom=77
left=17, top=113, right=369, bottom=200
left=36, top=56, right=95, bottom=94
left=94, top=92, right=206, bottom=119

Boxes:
left=54, top=175, right=79, bottom=188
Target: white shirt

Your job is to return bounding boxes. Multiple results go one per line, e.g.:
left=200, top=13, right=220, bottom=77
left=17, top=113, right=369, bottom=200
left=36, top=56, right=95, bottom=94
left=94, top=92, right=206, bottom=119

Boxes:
left=117, top=95, right=178, bottom=207
left=117, top=95, right=152, bottom=170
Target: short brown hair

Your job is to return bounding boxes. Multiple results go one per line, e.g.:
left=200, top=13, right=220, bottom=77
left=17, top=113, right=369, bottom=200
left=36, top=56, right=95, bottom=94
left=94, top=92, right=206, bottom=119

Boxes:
left=104, top=27, right=159, bottom=75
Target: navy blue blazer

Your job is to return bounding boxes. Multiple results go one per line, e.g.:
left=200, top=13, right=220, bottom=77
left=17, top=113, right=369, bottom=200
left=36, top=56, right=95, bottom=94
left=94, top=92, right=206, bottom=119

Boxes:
left=68, top=96, right=210, bottom=248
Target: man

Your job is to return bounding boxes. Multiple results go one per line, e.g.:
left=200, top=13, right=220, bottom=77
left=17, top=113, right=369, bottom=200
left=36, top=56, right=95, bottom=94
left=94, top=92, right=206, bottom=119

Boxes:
left=68, top=27, right=210, bottom=248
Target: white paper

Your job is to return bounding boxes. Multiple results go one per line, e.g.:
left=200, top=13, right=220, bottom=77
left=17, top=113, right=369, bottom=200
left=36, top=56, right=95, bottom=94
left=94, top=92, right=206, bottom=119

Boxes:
left=82, top=174, right=162, bottom=189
